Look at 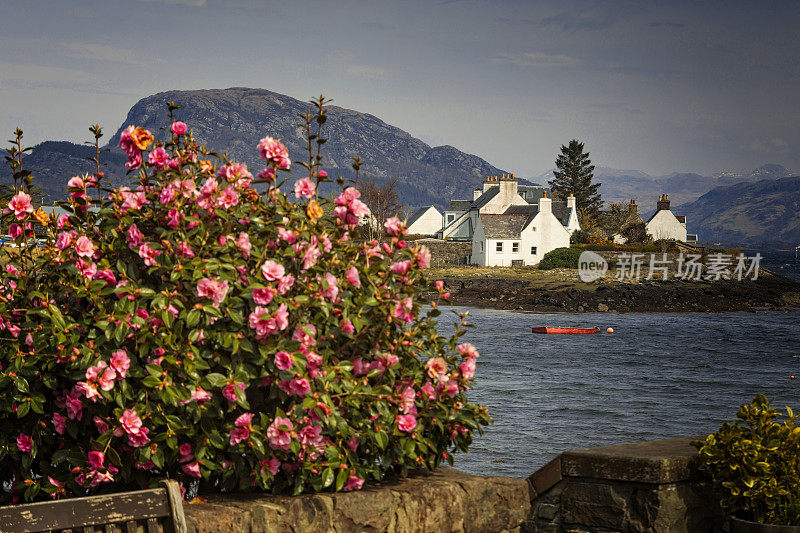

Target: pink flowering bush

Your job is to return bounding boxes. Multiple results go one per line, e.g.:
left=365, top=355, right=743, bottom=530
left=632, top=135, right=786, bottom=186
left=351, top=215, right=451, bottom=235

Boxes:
left=0, top=98, right=489, bottom=502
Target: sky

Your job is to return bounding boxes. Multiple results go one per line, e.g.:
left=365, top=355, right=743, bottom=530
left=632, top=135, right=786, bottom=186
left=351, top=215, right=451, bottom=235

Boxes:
left=0, top=0, right=798, bottom=178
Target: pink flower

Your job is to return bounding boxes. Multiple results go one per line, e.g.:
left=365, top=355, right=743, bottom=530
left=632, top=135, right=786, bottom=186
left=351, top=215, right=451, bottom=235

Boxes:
left=456, top=343, right=479, bottom=359
left=399, top=386, right=417, bottom=415
left=460, top=358, right=476, bottom=380
left=126, top=224, right=144, bottom=250
left=196, top=277, right=229, bottom=307
left=235, top=413, right=254, bottom=427
left=67, top=176, right=85, bottom=189
left=178, top=443, right=193, bottom=462
left=252, top=287, right=275, bottom=305
left=74, top=236, right=95, bottom=258
left=257, top=136, right=291, bottom=170
left=8, top=192, right=33, bottom=220
left=278, top=227, right=296, bottom=243
left=216, top=186, right=239, bottom=209
left=299, top=425, right=323, bottom=448
left=321, top=272, right=339, bottom=300
left=17, top=434, right=32, bottom=453
left=261, top=260, right=285, bottom=281
left=274, top=351, right=293, bottom=370
left=9, top=223, right=22, bottom=239
left=415, top=246, right=431, bottom=269
left=345, top=266, right=361, bottom=288
left=257, top=167, right=275, bottom=182
left=119, top=409, right=143, bottom=435
left=171, top=121, right=187, bottom=135
left=138, top=243, right=161, bottom=266
left=396, top=414, right=418, bottom=432
left=390, top=260, right=411, bottom=275
left=267, top=416, right=294, bottom=450
left=110, top=350, right=130, bottom=378
left=222, top=382, right=246, bottom=402
left=148, top=147, right=169, bottom=169
left=277, top=274, right=295, bottom=295
left=87, top=451, right=105, bottom=469
left=294, top=177, right=316, bottom=199
left=340, top=319, right=354, bottom=333
left=160, top=187, right=177, bottom=206
left=94, top=416, right=109, bottom=434
left=235, top=232, right=251, bottom=258
left=384, top=216, right=405, bottom=235
left=5, top=264, right=19, bottom=276
left=249, top=306, right=278, bottom=339
left=53, top=413, right=67, bottom=434
left=229, top=427, right=250, bottom=445
left=292, top=324, right=316, bottom=347
left=342, top=475, right=364, bottom=492
left=177, top=241, right=194, bottom=258
left=182, top=461, right=201, bottom=478
left=127, top=427, right=150, bottom=447
left=287, top=377, right=311, bottom=397
left=426, top=357, right=448, bottom=380
left=65, top=394, right=83, bottom=420
left=434, top=280, right=445, bottom=291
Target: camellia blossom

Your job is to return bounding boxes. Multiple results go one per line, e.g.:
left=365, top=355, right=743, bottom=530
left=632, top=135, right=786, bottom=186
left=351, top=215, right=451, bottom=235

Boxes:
left=396, top=414, right=418, bottom=432
left=74, top=236, right=96, bottom=258
left=266, top=417, right=294, bottom=450
left=110, top=350, right=130, bottom=378
left=171, top=121, right=188, bottom=135
left=342, top=475, right=365, bottom=492
left=138, top=244, right=161, bottom=267
left=384, top=216, right=405, bottom=236
left=345, top=266, right=361, bottom=288
left=119, top=409, right=143, bottom=435
left=294, top=177, right=316, bottom=199
left=17, top=433, right=33, bottom=453
left=274, top=351, right=293, bottom=371
left=196, top=277, right=229, bottom=307
left=261, top=260, right=285, bottom=281
left=222, top=382, right=246, bottom=402
left=257, top=136, right=291, bottom=170
left=8, top=192, right=33, bottom=220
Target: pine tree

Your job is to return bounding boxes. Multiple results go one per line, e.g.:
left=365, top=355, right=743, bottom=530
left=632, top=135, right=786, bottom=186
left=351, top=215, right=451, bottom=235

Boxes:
left=548, top=140, right=602, bottom=222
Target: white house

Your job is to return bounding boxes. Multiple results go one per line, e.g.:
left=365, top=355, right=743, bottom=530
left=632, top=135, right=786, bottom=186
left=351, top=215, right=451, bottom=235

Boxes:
left=646, top=194, right=688, bottom=242
left=405, top=205, right=442, bottom=236
left=470, top=193, right=574, bottom=266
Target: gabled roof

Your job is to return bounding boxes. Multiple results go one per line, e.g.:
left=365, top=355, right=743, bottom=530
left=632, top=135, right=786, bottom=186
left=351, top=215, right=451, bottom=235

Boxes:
left=504, top=204, right=539, bottom=228
left=470, top=187, right=499, bottom=209
left=479, top=214, right=528, bottom=239
left=406, top=205, right=439, bottom=228
left=518, top=185, right=548, bottom=203
left=551, top=201, right=571, bottom=226
left=447, top=200, right=471, bottom=212
left=646, top=208, right=678, bottom=224
left=675, top=215, right=686, bottom=223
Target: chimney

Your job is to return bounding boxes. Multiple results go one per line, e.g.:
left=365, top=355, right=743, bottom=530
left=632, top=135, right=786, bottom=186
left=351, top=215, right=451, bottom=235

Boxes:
left=483, top=175, right=499, bottom=192
left=629, top=199, right=637, bottom=216
left=498, top=173, right=518, bottom=205
left=473, top=188, right=482, bottom=201
left=656, top=194, right=670, bottom=212
left=539, top=190, right=552, bottom=214
left=567, top=193, right=576, bottom=210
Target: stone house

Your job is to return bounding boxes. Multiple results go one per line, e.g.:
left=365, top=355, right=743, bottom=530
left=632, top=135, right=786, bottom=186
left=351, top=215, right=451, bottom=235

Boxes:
left=645, top=194, right=689, bottom=242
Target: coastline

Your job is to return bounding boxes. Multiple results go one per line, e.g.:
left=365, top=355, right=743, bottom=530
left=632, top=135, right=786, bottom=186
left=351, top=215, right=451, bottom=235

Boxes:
left=427, top=266, right=800, bottom=313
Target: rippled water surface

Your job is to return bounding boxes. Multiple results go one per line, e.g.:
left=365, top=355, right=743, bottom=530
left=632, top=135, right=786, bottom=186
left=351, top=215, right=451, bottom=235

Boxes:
left=441, top=307, right=800, bottom=478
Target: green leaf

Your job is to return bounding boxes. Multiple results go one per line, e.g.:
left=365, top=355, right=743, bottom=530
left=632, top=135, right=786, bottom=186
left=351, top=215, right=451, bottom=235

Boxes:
left=321, top=467, right=334, bottom=488
left=375, top=431, right=388, bottom=450
left=206, top=373, right=228, bottom=388
left=335, top=468, right=349, bottom=491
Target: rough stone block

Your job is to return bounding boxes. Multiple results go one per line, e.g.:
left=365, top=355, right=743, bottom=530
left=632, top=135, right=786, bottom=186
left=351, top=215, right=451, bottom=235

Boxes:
left=537, top=503, right=557, bottom=521
left=527, top=456, right=562, bottom=498
left=185, top=502, right=251, bottom=533
left=561, top=481, right=627, bottom=528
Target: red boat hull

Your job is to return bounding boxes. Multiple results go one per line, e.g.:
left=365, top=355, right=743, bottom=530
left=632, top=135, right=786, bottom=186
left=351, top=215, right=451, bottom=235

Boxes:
left=532, top=327, right=599, bottom=334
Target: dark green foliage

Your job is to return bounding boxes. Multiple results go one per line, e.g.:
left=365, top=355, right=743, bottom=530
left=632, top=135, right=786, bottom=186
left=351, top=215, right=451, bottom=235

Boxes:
left=569, top=229, right=591, bottom=244
left=693, top=395, right=800, bottom=525
left=548, top=140, right=602, bottom=220
left=537, top=247, right=582, bottom=270
left=620, top=221, right=651, bottom=244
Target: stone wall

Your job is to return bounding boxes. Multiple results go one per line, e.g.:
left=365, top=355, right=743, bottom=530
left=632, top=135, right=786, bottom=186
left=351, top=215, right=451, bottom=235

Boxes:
left=415, top=238, right=472, bottom=265
left=523, top=437, right=724, bottom=532
left=184, top=468, right=530, bottom=533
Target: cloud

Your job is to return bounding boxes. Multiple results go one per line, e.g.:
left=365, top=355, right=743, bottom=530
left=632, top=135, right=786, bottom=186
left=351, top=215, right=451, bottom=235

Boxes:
left=745, top=138, right=790, bottom=153
left=492, top=52, right=581, bottom=68
left=60, top=42, right=152, bottom=67
left=345, top=65, right=389, bottom=80
left=648, top=21, right=685, bottom=28
left=138, top=0, right=206, bottom=6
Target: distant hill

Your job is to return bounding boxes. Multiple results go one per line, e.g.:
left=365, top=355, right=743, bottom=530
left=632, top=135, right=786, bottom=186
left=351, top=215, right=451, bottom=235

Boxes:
left=534, top=164, right=794, bottom=212
left=676, top=175, right=800, bottom=246
left=1, top=88, right=509, bottom=209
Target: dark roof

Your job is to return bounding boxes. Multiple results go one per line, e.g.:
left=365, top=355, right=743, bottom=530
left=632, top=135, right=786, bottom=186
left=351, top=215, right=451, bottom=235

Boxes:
left=470, top=187, right=499, bottom=209
left=406, top=206, right=438, bottom=227
left=479, top=214, right=528, bottom=239
left=551, top=201, right=571, bottom=226
left=518, top=185, right=548, bottom=203
left=675, top=215, right=686, bottom=223
left=447, top=200, right=471, bottom=212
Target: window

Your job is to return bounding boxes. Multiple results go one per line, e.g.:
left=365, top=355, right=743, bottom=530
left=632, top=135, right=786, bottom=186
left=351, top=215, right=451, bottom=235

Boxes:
left=532, top=227, right=536, bottom=231
left=447, top=214, right=454, bottom=223
left=496, top=242, right=503, bottom=252
left=480, top=242, right=484, bottom=252
left=512, top=242, right=519, bottom=253
left=531, top=246, right=537, bottom=255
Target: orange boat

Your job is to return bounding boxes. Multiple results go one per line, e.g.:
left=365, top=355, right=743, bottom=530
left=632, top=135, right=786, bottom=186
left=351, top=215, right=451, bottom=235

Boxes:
left=531, top=327, right=599, bottom=334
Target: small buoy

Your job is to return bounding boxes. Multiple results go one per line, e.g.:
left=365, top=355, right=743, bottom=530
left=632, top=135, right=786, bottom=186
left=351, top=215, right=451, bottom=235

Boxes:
left=791, top=376, right=796, bottom=380
left=607, top=328, right=614, bottom=334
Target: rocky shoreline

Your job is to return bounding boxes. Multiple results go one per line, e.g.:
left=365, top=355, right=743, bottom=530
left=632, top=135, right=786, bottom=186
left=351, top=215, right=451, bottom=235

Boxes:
left=435, top=270, right=800, bottom=313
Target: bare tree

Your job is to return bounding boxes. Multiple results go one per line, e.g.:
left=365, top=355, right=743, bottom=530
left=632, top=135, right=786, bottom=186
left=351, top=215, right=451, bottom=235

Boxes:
left=358, top=177, right=403, bottom=240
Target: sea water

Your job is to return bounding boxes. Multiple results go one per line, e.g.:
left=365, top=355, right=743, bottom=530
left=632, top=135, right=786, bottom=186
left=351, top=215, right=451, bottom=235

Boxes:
left=442, top=306, right=800, bottom=478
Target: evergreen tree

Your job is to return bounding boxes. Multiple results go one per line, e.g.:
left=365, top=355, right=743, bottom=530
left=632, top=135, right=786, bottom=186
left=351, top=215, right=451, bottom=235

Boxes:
left=548, top=140, right=602, bottom=222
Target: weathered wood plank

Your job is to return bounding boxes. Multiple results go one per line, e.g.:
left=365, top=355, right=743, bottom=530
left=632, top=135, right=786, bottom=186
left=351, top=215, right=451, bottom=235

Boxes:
left=145, top=517, right=158, bottom=533
left=125, top=519, right=138, bottom=533
left=0, top=488, right=169, bottom=532
left=159, top=480, right=186, bottom=533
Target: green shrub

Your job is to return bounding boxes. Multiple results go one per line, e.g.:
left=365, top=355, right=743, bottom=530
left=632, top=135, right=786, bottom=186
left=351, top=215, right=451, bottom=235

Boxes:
left=569, top=229, right=591, bottom=244
left=693, top=395, right=800, bottom=525
left=538, top=247, right=582, bottom=270
left=0, top=97, right=490, bottom=502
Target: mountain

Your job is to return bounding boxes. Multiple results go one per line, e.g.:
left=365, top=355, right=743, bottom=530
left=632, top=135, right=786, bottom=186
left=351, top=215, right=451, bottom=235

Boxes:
left=676, top=175, right=800, bottom=246
left=1, top=88, right=508, bottom=209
